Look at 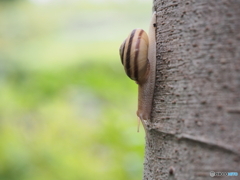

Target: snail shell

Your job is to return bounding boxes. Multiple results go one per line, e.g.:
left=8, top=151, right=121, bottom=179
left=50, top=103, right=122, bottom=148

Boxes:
left=119, top=29, right=150, bottom=85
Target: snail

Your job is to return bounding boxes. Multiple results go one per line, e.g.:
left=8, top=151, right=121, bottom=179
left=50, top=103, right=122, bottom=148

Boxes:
left=119, top=12, right=156, bottom=129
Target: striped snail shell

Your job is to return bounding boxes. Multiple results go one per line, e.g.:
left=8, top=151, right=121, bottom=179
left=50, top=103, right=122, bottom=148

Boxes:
left=119, top=29, right=150, bottom=85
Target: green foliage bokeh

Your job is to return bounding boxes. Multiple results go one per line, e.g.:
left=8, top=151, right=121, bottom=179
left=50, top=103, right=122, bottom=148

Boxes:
left=0, top=0, right=152, bottom=179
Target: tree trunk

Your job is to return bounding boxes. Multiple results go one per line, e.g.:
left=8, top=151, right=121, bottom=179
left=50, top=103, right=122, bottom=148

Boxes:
left=143, top=0, right=240, bottom=179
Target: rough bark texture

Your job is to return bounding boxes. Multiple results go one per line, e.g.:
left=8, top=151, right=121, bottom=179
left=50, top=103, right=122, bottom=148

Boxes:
left=143, top=0, right=240, bottom=179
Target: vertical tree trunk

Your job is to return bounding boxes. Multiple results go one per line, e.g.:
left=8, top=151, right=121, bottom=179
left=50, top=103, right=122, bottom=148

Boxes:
left=143, top=0, right=240, bottom=179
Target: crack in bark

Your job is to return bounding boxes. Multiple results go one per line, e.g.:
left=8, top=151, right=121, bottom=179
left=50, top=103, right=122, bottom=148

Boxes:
left=227, top=108, right=240, bottom=114
left=177, top=134, right=240, bottom=156
left=144, top=121, right=240, bottom=156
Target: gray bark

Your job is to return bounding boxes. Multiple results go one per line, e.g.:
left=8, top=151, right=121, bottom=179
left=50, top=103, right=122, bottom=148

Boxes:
left=143, top=0, right=240, bottom=179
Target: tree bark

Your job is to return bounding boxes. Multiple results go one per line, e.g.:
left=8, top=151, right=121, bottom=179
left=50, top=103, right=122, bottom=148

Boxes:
left=143, top=0, right=240, bottom=179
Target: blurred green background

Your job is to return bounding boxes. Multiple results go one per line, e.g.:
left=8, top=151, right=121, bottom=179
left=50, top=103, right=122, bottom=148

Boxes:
left=0, top=0, right=152, bottom=179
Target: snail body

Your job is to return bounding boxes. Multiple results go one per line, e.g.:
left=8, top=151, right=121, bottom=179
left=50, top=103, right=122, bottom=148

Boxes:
left=119, top=12, right=157, bottom=124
